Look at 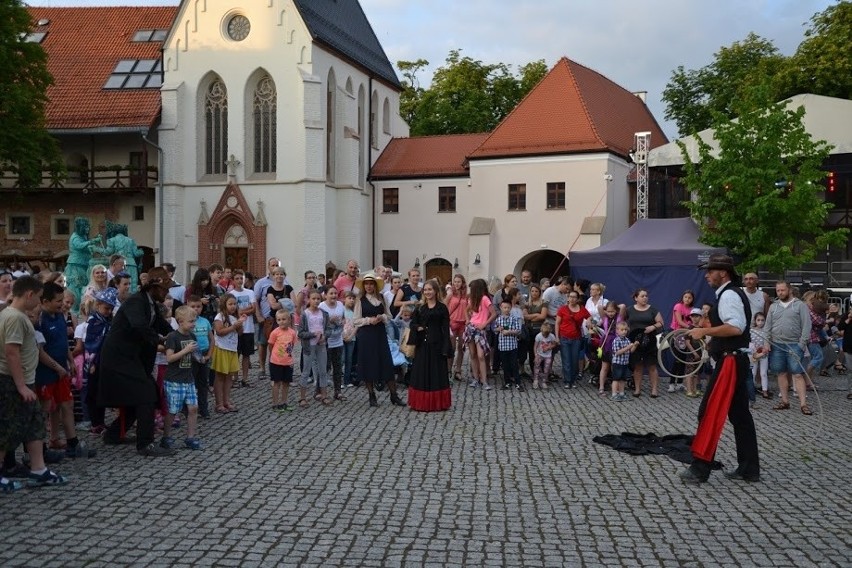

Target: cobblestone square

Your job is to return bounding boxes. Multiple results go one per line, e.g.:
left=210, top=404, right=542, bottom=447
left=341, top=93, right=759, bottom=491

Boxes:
left=1, top=365, right=850, bottom=567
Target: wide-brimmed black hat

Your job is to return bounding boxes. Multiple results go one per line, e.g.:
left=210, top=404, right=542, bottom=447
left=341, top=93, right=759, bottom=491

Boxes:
left=698, top=253, right=738, bottom=278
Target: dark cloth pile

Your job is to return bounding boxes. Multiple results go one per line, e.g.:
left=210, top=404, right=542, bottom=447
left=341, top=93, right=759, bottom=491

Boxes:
left=592, top=432, right=723, bottom=469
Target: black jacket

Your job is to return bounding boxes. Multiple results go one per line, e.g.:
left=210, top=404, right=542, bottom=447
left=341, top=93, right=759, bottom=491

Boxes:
left=98, top=290, right=172, bottom=406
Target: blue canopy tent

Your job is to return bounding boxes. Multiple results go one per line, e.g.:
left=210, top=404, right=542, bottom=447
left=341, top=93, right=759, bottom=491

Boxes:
left=570, top=218, right=727, bottom=319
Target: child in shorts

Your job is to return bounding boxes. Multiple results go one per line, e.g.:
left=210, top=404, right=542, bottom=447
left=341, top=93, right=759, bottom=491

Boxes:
left=610, top=322, right=636, bottom=401
left=160, top=306, right=202, bottom=450
left=267, top=309, right=297, bottom=411
left=187, top=295, right=213, bottom=419
left=35, top=282, right=94, bottom=458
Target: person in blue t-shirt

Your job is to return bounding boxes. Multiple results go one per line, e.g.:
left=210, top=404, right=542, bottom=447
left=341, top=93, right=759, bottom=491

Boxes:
left=187, top=295, right=214, bottom=419
left=36, top=282, right=95, bottom=458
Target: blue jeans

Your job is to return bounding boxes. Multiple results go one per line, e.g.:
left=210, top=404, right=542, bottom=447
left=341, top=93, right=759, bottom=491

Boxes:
left=560, top=338, right=582, bottom=385
left=343, top=341, right=357, bottom=385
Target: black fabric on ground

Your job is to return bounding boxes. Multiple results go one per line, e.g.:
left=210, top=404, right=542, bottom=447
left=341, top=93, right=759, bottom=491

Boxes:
left=592, top=432, right=723, bottom=469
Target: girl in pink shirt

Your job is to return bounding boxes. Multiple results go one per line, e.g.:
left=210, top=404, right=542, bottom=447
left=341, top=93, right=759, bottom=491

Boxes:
left=463, top=278, right=496, bottom=390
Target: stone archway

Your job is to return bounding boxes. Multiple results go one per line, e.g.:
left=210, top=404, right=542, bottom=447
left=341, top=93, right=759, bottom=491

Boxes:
left=197, top=182, right=267, bottom=275
left=515, top=249, right=569, bottom=284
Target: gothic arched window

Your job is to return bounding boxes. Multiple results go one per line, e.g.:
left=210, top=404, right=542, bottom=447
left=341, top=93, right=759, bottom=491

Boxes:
left=205, top=78, right=228, bottom=175
left=252, top=75, right=277, bottom=173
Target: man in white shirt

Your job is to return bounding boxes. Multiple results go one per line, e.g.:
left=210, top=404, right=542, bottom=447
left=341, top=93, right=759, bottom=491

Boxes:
left=253, top=257, right=280, bottom=377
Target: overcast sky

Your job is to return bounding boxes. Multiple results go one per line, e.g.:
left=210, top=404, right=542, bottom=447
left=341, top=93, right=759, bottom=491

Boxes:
left=27, top=0, right=836, bottom=139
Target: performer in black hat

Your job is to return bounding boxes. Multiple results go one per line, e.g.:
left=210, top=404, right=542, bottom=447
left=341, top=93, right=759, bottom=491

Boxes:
left=680, top=254, right=760, bottom=484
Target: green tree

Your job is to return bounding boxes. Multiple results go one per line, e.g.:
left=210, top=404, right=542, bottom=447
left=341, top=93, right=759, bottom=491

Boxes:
left=679, top=89, right=847, bottom=274
left=0, top=1, right=62, bottom=187
left=397, top=50, right=547, bottom=136
left=778, top=1, right=852, bottom=100
left=662, top=33, right=785, bottom=136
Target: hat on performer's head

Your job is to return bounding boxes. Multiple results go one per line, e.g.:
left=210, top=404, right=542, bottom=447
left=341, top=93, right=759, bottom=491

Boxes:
left=698, top=253, right=738, bottom=279
left=355, top=271, right=384, bottom=293
left=689, top=308, right=703, bottom=317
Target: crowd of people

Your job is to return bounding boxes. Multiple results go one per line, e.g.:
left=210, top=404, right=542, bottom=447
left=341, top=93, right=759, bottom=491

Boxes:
left=1, top=255, right=850, bottom=491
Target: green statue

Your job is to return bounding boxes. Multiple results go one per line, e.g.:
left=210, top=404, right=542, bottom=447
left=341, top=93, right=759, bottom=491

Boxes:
left=67, top=217, right=103, bottom=312
left=104, top=222, right=144, bottom=292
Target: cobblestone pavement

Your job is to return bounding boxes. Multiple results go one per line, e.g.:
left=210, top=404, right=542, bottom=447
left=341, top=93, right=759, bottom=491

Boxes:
left=1, top=361, right=851, bottom=567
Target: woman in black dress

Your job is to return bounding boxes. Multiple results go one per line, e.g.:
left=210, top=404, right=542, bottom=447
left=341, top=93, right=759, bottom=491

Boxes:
left=407, top=279, right=453, bottom=412
left=355, top=273, right=404, bottom=407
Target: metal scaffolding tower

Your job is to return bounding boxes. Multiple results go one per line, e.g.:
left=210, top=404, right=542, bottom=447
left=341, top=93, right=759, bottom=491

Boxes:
left=633, top=131, right=650, bottom=219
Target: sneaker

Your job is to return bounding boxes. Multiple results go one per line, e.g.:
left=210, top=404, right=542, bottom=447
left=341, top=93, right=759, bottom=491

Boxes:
left=160, top=436, right=175, bottom=449
left=677, top=384, right=686, bottom=391
left=468, top=380, right=479, bottom=388
left=27, top=469, right=69, bottom=487
left=184, top=438, right=203, bottom=450
left=137, top=443, right=176, bottom=457
left=667, top=384, right=676, bottom=393
left=279, top=404, right=293, bottom=412
left=483, top=384, right=492, bottom=391
left=516, top=384, right=526, bottom=392
left=501, top=383, right=511, bottom=390
left=65, top=442, right=97, bottom=459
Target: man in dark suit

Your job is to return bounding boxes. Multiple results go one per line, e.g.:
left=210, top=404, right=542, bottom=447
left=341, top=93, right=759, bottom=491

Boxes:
left=99, top=267, right=175, bottom=456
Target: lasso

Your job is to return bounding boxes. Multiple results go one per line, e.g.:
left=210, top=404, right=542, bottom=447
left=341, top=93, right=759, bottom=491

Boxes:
left=656, top=328, right=825, bottom=438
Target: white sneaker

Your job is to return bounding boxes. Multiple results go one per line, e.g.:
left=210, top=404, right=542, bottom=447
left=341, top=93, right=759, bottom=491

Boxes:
left=468, top=380, right=479, bottom=388
left=483, top=383, right=492, bottom=391
left=677, top=384, right=686, bottom=391
left=668, top=384, right=677, bottom=393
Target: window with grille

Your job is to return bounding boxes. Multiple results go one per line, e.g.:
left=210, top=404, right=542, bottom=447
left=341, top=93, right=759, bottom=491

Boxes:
left=547, top=182, right=566, bottom=209
left=508, top=183, right=526, bottom=211
left=253, top=75, right=277, bottom=173
left=383, top=188, right=399, bottom=213
left=439, top=186, right=456, bottom=212
left=205, top=79, right=228, bottom=175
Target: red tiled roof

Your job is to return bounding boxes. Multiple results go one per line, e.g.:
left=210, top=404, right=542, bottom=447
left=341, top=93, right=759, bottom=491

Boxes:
left=27, top=7, right=178, bottom=131
left=370, top=133, right=490, bottom=180
left=468, top=57, right=668, bottom=160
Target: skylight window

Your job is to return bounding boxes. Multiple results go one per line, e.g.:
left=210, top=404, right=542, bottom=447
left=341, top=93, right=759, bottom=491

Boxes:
left=22, top=32, right=47, bottom=43
left=132, top=29, right=168, bottom=42
left=104, top=59, right=163, bottom=89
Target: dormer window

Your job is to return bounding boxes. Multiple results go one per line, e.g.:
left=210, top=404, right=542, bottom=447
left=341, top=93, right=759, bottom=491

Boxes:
left=132, top=29, right=168, bottom=42
left=104, top=59, right=162, bottom=89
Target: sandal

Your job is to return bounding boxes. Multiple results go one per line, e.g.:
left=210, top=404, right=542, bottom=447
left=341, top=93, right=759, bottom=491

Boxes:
left=819, top=369, right=830, bottom=377
left=761, top=390, right=772, bottom=399
left=334, top=393, right=348, bottom=401
left=321, top=397, right=333, bottom=406
left=773, top=401, right=790, bottom=410
left=0, top=478, right=24, bottom=494
left=299, top=399, right=309, bottom=408
left=225, top=404, right=238, bottom=412
left=215, top=406, right=229, bottom=414
left=800, top=405, right=813, bottom=415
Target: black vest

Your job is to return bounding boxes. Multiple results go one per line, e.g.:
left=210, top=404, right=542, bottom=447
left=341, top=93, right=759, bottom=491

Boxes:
left=708, top=283, right=752, bottom=358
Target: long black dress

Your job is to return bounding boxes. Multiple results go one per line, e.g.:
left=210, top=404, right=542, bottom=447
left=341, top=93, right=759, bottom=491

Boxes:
left=356, top=296, right=394, bottom=383
left=407, top=301, right=453, bottom=411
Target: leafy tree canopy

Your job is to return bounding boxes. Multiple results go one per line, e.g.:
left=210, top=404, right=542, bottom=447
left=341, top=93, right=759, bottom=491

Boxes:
left=397, top=50, right=548, bottom=136
left=679, top=86, right=847, bottom=274
left=663, top=2, right=852, bottom=137
left=0, top=0, right=62, bottom=186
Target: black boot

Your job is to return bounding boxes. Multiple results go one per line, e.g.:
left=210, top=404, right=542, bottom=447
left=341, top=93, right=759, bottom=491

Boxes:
left=388, top=381, right=405, bottom=406
left=369, top=392, right=378, bottom=407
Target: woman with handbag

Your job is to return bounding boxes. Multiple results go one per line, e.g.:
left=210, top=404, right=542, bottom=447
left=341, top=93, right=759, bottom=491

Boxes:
left=406, top=280, right=453, bottom=412
left=625, top=288, right=665, bottom=397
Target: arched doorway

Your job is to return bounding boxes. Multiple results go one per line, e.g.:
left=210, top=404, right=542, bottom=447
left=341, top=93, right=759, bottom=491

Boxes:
left=425, top=258, right=452, bottom=286
left=515, top=250, right=569, bottom=283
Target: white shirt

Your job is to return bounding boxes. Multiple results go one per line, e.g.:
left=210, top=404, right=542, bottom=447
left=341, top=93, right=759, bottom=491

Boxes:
left=231, top=288, right=257, bottom=333
left=715, top=281, right=747, bottom=333
left=214, top=314, right=239, bottom=351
